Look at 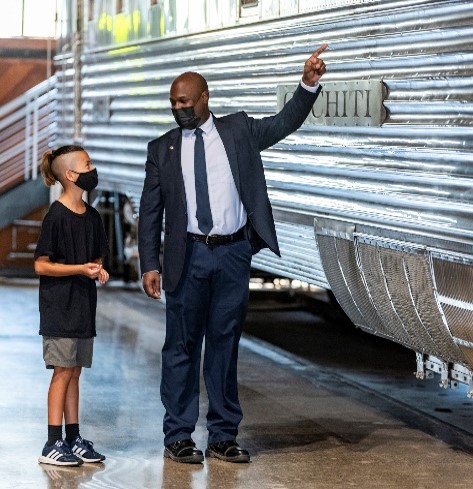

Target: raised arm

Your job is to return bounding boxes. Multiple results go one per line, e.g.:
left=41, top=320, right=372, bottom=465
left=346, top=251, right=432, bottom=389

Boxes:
left=247, top=43, right=328, bottom=150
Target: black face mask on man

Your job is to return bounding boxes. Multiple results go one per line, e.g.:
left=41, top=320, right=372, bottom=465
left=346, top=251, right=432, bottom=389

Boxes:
left=70, top=168, right=98, bottom=192
left=172, top=106, right=201, bottom=130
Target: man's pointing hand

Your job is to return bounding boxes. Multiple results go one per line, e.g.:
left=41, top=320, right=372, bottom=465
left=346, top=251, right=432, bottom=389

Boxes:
left=302, top=43, right=328, bottom=86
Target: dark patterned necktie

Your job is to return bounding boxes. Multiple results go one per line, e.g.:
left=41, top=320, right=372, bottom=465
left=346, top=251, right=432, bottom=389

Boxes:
left=194, top=127, right=213, bottom=234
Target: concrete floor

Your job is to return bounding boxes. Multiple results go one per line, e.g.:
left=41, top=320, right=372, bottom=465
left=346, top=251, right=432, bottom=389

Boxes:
left=0, top=278, right=472, bottom=489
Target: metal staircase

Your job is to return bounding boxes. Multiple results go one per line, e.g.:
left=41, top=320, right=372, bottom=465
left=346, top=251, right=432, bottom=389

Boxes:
left=0, top=76, right=57, bottom=272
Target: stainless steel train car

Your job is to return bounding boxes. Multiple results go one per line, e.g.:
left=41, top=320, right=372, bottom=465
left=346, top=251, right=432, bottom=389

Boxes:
left=52, top=0, right=473, bottom=395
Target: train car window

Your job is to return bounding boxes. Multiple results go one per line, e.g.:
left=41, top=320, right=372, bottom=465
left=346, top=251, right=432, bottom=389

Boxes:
left=88, top=0, right=95, bottom=21
left=261, top=0, right=279, bottom=18
left=207, top=0, right=236, bottom=28
left=279, top=0, right=298, bottom=16
left=149, top=0, right=165, bottom=36
left=174, top=0, right=189, bottom=35
left=240, top=0, right=259, bottom=19
left=188, top=0, right=207, bottom=32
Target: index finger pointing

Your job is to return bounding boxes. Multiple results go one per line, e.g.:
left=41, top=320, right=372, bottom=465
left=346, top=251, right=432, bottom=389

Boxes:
left=312, top=43, right=329, bottom=58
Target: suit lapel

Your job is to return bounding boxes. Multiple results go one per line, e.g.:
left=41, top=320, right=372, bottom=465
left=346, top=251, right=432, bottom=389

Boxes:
left=165, top=129, right=186, bottom=208
left=213, top=116, right=241, bottom=192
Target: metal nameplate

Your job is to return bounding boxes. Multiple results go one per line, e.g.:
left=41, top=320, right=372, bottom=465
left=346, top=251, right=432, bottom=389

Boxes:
left=278, top=80, right=387, bottom=127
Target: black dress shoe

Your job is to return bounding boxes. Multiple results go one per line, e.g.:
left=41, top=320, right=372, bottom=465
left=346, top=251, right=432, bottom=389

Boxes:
left=164, top=439, right=204, bottom=464
left=205, top=441, right=250, bottom=463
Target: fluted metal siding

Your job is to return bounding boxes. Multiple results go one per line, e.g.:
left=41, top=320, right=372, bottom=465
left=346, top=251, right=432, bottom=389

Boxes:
left=313, top=213, right=473, bottom=372
left=54, top=0, right=473, bottom=286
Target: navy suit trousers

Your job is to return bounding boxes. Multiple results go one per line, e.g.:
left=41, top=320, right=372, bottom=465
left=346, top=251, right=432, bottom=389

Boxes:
left=161, top=237, right=253, bottom=445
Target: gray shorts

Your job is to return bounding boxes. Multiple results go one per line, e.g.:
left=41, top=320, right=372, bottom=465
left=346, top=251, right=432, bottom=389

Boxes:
left=43, top=337, right=94, bottom=369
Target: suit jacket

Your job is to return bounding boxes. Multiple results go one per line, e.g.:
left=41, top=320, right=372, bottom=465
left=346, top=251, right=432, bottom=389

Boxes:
left=138, top=83, right=322, bottom=292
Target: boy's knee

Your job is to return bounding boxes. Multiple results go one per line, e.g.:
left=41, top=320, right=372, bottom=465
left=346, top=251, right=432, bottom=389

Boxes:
left=52, top=366, right=75, bottom=381
left=72, top=366, right=82, bottom=379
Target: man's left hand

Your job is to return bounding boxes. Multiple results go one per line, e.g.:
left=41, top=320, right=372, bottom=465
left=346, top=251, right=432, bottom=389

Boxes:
left=302, top=44, right=328, bottom=86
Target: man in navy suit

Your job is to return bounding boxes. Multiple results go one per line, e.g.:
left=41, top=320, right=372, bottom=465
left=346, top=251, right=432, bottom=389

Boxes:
left=138, top=44, right=327, bottom=464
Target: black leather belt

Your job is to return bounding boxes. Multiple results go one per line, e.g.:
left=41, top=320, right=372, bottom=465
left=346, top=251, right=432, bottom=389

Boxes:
left=188, top=228, right=245, bottom=246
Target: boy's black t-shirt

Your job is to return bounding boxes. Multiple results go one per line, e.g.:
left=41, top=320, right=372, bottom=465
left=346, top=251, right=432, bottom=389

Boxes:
left=35, top=201, right=109, bottom=338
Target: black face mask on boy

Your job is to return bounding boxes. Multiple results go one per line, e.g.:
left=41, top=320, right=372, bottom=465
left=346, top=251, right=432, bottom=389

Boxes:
left=70, top=168, right=98, bottom=192
left=172, top=106, right=201, bottom=130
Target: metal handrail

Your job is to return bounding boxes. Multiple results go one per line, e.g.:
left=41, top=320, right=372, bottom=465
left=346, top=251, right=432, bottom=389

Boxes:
left=0, top=76, right=57, bottom=194
left=0, top=77, right=56, bottom=119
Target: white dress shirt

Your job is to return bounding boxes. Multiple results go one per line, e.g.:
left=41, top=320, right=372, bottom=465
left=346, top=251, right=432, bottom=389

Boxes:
left=181, top=115, right=246, bottom=235
left=181, top=80, right=319, bottom=236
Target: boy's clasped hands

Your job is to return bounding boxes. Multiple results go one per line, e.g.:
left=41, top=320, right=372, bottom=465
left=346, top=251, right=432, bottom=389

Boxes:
left=82, top=263, right=109, bottom=284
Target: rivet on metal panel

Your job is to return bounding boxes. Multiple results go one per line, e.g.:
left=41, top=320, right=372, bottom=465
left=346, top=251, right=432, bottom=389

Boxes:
left=439, top=362, right=449, bottom=389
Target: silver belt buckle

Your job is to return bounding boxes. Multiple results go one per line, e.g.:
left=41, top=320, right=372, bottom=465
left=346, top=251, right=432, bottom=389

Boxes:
left=205, top=234, right=210, bottom=245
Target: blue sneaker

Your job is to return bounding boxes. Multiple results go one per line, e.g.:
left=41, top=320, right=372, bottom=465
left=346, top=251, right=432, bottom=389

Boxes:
left=39, top=440, right=83, bottom=466
left=70, top=435, right=105, bottom=463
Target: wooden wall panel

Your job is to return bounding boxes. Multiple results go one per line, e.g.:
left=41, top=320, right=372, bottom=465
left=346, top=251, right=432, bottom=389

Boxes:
left=0, top=37, right=56, bottom=105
